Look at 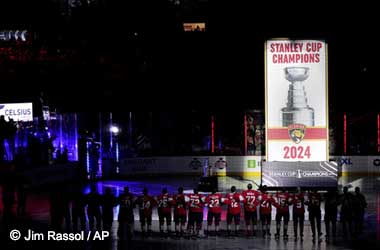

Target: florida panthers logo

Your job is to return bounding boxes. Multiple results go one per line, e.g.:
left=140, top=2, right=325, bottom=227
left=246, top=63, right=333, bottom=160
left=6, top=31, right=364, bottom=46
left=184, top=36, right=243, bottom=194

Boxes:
left=288, top=124, right=306, bottom=144
left=214, top=158, right=227, bottom=170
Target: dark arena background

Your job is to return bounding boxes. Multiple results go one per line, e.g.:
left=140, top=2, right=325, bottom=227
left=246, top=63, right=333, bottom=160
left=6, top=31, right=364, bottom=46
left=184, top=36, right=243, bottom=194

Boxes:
left=1, top=1, right=379, bottom=250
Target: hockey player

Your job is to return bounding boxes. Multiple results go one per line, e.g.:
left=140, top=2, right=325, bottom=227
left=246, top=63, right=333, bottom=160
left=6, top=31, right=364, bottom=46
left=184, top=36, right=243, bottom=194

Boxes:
left=205, top=188, right=224, bottom=237
left=292, top=187, right=305, bottom=241
left=187, top=188, right=204, bottom=239
left=274, top=188, right=292, bottom=240
left=225, top=186, right=244, bottom=237
left=242, top=183, right=260, bottom=237
left=305, top=189, right=323, bottom=243
left=117, top=186, right=135, bottom=240
left=156, top=187, right=173, bottom=238
left=259, top=185, right=275, bottom=238
left=324, top=188, right=339, bottom=242
left=173, top=187, right=187, bottom=238
left=136, top=187, right=157, bottom=237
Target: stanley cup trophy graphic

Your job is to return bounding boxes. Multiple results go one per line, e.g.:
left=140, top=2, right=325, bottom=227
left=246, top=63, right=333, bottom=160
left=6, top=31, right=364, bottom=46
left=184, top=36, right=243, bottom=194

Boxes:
left=281, top=67, right=315, bottom=127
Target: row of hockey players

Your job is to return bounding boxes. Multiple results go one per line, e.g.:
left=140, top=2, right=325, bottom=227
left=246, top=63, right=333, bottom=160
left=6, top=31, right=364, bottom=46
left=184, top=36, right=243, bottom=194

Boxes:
left=117, top=184, right=367, bottom=242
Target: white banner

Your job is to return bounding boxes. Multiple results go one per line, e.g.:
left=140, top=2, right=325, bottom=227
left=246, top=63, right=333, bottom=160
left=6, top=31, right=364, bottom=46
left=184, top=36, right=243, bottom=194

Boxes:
left=0, top=102, right=33, bottom=122
left=265, top=39, right=328, bottom=161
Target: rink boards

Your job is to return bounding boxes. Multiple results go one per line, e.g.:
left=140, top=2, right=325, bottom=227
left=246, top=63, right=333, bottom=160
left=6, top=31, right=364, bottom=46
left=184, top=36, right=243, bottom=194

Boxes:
left=119, top=155, right=380, bottom=178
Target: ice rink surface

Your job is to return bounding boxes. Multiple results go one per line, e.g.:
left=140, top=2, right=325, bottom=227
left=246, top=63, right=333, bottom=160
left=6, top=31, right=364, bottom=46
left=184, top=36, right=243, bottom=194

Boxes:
left=1, top=175, right=380, bottom=250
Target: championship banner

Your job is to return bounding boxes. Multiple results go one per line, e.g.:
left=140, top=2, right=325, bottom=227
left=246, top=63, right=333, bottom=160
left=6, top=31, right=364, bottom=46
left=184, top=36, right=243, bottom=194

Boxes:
left=265, top=39, right=328, bottom=162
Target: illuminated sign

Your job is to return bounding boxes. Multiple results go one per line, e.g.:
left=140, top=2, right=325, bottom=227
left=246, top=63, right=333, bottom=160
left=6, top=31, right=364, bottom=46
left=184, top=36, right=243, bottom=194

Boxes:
left=261, top=161, right=337, bottom=187
left=0, top=102, right=33, bottom=122
left=265, top=39, right=328, bottom=162
left=0, top=30, right=28, bottom=41
left=183, top=23, right=206, bottom=32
